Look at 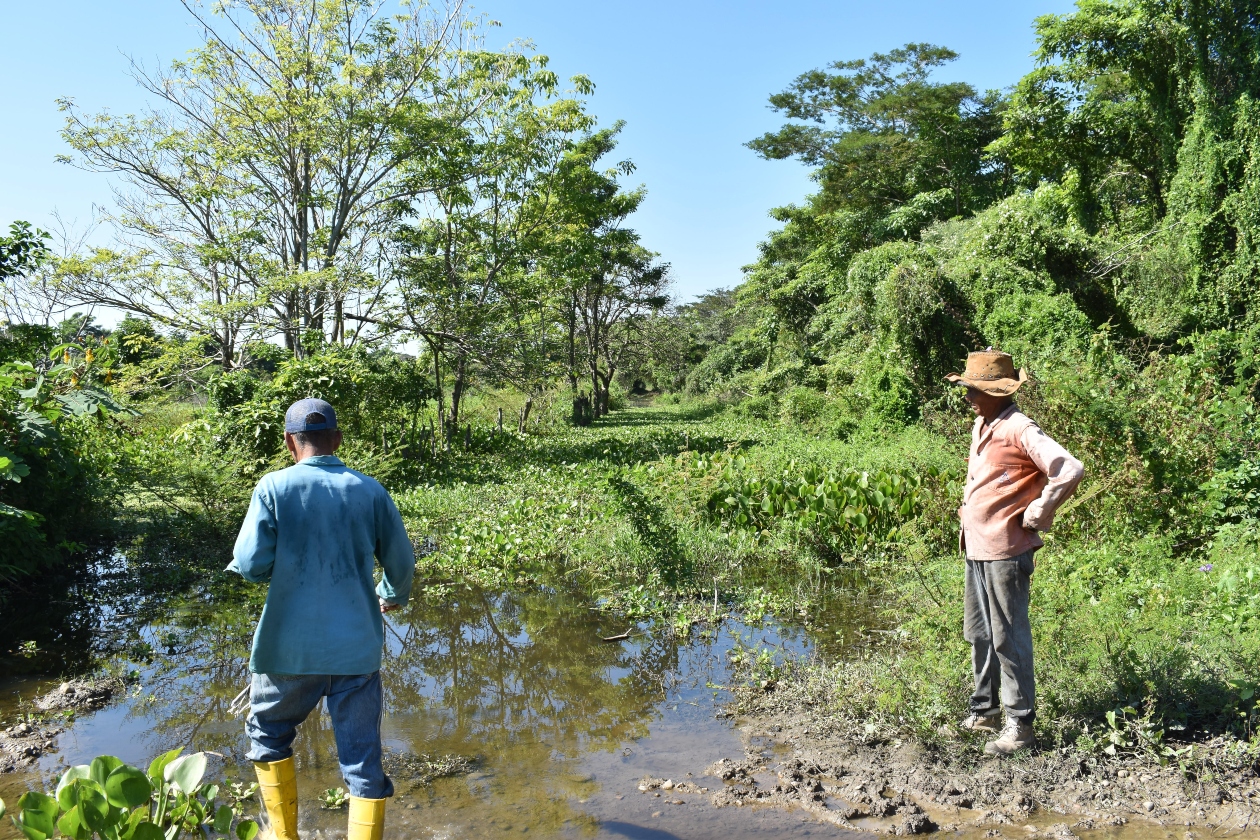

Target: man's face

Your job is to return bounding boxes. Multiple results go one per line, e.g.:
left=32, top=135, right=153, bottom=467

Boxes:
left=962, top=386, right=1007, bottom=419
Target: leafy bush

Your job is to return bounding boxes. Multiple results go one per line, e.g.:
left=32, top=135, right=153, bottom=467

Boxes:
left=697, top=451, right=928, bottom=554
left=210, top=348, right=432, bottom=476
left=778, top=386, right=826, bottom=425
left=0, top=352, right=132, bottom=582
left=2, top=750, right=259, bottom=840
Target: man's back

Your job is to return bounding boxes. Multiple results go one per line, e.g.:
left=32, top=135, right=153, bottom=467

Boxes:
left=230, top=454, right=414, bottom=675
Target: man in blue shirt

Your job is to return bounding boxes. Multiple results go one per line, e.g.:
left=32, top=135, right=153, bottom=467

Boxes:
left=228, top=398, right=414, bottom=840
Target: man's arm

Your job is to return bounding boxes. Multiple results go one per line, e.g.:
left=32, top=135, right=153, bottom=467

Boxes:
left=375, top=491, right=415, bottom=609
left=1020, top=424, right=1085, bottom=532
left=227, top=483, right=279, bottom=582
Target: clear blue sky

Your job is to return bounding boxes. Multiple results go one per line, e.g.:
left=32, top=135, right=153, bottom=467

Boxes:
left=0, top=0, right=1074, bottom=306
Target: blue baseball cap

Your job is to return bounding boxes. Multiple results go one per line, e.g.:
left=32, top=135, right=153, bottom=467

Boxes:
left=284, top=398, right=338, bottom=433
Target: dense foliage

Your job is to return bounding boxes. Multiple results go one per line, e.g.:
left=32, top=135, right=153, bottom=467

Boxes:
left=3, top=0, right=1260, bottom=766
left=663, top=0, right=1260, bottom=754
left=2, top=750, right=259, bottom=840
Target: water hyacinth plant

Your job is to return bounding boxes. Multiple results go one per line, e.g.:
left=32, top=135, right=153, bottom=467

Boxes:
left=698, top=451, right=929, bottom=549
left=3, top=750, right=259, bottom=840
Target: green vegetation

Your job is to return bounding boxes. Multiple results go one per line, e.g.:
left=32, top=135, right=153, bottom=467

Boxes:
left=3, top=0, right=1260, bottom=779
left=2, top=750, right=259, bottom=840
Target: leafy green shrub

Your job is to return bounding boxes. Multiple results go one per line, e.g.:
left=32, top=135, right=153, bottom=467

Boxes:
left=734, top=393, right=775, bottom=420
left=0, top=353, right=132, bottom=583
left=2, top=749, right=259, bottom=840
left=779, top=386, right=826, bottom=425
left=697, top=451, right=926, bottom=553
left=212, top=348, right=432, bottom=470
left=684, top=336, right=769, bottom=395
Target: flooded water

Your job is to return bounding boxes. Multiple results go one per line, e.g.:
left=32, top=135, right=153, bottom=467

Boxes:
left=3, top=562, right=1245, bottom=840
left=0, top=569, right=860, bottom=839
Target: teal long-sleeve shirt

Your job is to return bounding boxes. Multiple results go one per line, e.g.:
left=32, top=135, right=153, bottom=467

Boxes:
left=227, top=455, right=414, bottom=675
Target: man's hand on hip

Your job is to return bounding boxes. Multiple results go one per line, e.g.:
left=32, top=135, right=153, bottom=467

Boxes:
left=379, top=597, right=400, bottom=614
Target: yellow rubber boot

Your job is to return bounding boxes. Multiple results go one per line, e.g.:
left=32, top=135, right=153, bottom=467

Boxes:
left=253, top=757, right=300, bottom=840
left=347, top=796, right=386, bottom=840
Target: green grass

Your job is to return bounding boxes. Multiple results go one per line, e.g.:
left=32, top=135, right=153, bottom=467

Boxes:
left=104, top=394, right=1260, bottom=763
left=388, top=402, right=952, bottom=619
left=389, top=398, right=1260, bottom=762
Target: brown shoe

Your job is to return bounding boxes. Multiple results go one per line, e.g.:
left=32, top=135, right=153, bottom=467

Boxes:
left=960, top=711, right=1002, bottom=734
left=984, top=717, right=1035, bottom=755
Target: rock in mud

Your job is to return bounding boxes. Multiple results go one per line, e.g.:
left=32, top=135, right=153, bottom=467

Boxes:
left=894, top=812, right=937, bottom=835
left=382, top=751, right=477, bottom=786
left=34, top=678, right=124, bottom=712
left=706, top=758, right=754, bottom=783
left=0, top=721, right=64, bottom=773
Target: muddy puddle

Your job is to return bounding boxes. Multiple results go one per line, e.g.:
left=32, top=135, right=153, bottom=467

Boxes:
left=0, top=564, right=1254, bottom=840
left=0, top=565, right=860, bottom=839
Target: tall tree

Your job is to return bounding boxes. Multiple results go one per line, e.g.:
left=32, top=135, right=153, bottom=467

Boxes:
left=536, top=127, right=645, bottom=417
left=392, top=57, right=597, bottom=431
left=574, top=244, right=669, bottom=415
left=58, top=0, right=477, bottom=364
left=748, top=43, right=1009, bottom=218
left=0, top=221, right=52, bottom=326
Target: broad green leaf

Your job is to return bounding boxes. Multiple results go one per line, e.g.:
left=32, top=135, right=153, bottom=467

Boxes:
left=17, top=791, right=59, bottom=839
left=13, top=823, right=48, bottom=840
left=57, top=765, right=92, bottom=810
left=214, top=804, right=234, bottom=833
left=236, top=818, right=260, bottom=840
left=130, top=821, right=165, bottom=840
left=119, top=807, right=148, bottom=839
left=57, top=805, right=91, bottom=840
left=72, top=780, right=111, bottom=833
left=165, top=752, right=207, bottom=794
left=148, top=747, right=184, bottom=783
left=106, top=764, right=153, bottom=809
left=91, top=755, right=125, bottom=787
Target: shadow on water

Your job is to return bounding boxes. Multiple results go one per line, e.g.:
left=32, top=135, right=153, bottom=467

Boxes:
left=605, top=477, right=690, bottom=586
left=0, top=567, right=855, bottom=840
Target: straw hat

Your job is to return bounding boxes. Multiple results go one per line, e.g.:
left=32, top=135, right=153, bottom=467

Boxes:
left=945, top=349, right=1028, bottom=397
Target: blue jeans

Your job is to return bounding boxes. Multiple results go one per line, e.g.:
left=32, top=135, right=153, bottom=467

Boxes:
left=246, top=671, right=393, bottom=799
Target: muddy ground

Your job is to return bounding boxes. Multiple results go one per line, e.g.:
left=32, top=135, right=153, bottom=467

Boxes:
left=686, top=686, right=1260, bottom=837
left=0, top=678, right=123, bottom=773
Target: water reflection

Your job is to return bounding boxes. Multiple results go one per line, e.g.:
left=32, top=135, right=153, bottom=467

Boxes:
left=2, top=581, right=847, bottom=839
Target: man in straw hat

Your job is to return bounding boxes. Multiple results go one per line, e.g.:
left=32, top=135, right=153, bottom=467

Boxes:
left=946, top=350, right=1083, bottom=755
left=228, top=398, right=414, bottom=839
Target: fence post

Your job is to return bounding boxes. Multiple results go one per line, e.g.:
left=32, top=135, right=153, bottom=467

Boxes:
left=497, top=407, right=503, bottom=434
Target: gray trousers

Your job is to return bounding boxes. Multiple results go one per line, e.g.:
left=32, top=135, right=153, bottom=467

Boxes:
left=963, top=552, right=1035, bottom=721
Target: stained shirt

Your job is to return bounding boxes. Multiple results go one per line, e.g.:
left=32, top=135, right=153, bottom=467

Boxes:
left=959, top=403, right=1084, bottom=561
left=227, top=455, right=414, bottom=675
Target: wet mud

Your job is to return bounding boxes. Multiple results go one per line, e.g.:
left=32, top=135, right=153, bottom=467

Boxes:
left=0, top=677, right=126, bottom=772
left=1, top=571, right=1256, bottom=840
left=711, top=700, right=1260, bottom=838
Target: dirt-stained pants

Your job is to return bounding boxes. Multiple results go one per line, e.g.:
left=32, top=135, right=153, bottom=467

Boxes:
left=964, top=552, right=1035, bottom=721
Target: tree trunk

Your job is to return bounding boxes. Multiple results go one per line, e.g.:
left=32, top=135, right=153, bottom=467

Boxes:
left=449, top=352, right=468, bottom=433
left=518, top=397, right=533, bottom=433
left=598, top=369, right=614, bottom=415
left=566, top=290, right=579, bottom=392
